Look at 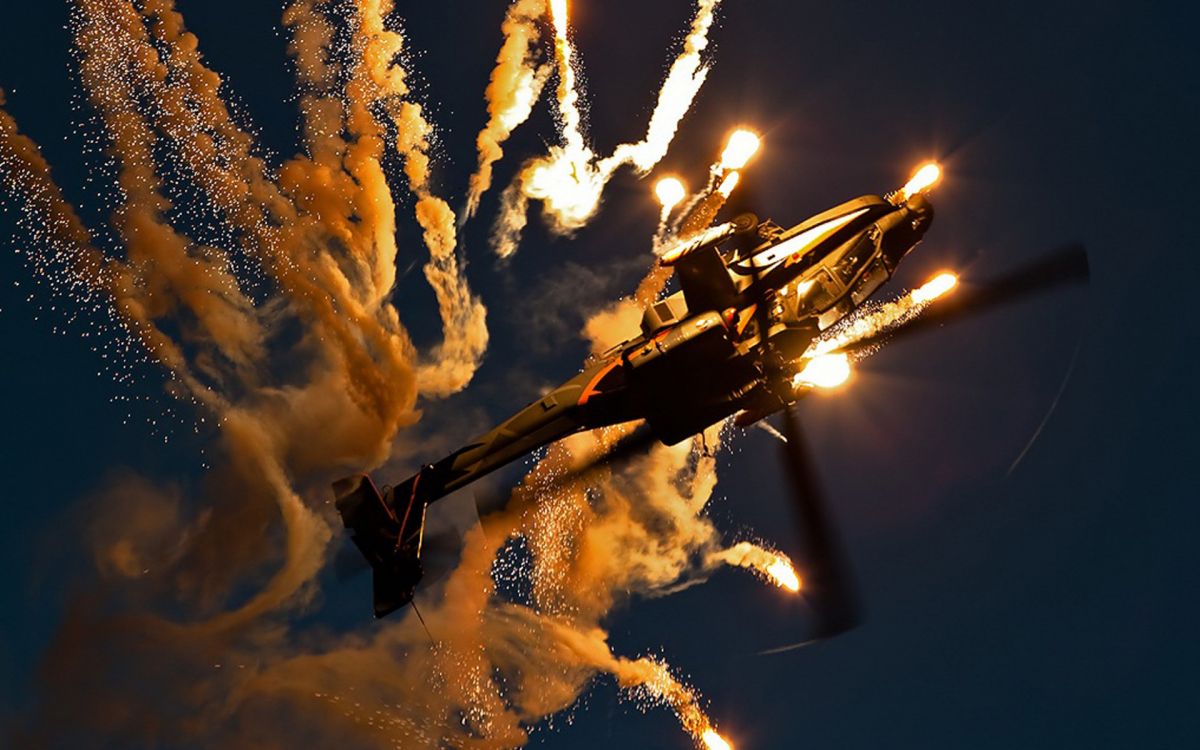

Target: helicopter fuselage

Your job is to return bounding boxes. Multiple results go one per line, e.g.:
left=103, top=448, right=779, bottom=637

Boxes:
left=335, top=188, right=934, bottom=617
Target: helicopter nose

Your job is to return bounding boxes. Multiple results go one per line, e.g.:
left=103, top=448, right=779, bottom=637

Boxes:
left=879, top=196, right=935, bottom=270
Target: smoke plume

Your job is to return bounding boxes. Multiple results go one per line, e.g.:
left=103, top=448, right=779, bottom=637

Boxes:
left=0, top=1, right=790, bottom=748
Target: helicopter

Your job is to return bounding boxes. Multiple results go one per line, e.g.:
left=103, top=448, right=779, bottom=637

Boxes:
left=334, top=161, right=1089, bottom=633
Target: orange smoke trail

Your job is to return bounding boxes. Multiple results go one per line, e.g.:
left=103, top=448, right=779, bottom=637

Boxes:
left=349, top=0, right=489, bottom=397
left=464, top=0, right=551, bottom=219
left=0, top=2, right=785, bottom=747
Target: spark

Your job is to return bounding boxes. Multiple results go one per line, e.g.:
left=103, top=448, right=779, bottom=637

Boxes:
left=794, top=352, right=852, bottom=390
left=548, top=0, right=589, bottom=161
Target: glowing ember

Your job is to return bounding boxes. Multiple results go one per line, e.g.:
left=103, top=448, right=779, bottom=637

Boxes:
left=720, top=128, right=761, bottom=170
left=911, top=271, right=958, bottom=304
left=717, top=170, right=741, bottom=197
left=794, top=353, right=852, bottom=390
left=702, top=728, right=734, bottom=750
left=897, top=161, right=942, bottom=202
left=655, top=177, right=687, bottom=212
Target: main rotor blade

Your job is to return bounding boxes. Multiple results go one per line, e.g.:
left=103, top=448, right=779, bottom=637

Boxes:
left=842, top=244, right=1089, bottom=355
left=777, top=405, right=862, bottom=640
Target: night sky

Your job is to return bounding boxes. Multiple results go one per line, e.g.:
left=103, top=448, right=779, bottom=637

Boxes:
left=2, top=1, right=1198, bottom=747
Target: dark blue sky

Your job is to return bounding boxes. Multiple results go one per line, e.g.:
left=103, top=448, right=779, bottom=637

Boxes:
left=2, top=1, right=1198, bottom=747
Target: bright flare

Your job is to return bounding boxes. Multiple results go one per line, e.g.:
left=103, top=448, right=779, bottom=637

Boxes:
left=708, top=542, right=803, bottom=593
left=719, top=129, right=760, bottom=170
left=898, top=161, right=942, bottom=202
left=702, top=728, right=733, bottom=750
left=717, top=170, right=740, bottom=197
left=794, top=353, right=852, bottom=390
left=911, top=271, right=958, bottom=304
left=766, top=559, right=802, bottom=592
left=655, top=177, right=687, bottom=211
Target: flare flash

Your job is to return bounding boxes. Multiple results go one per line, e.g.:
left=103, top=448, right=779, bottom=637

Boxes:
left=794, top=353, right=853, bottom=390
left=720, top=129, right=761, bottom=170
left=655, top=177, right=687, bottom=211
left=898, top=162, right=942, bottom=202
left=912, top=271, right=958, bottom=304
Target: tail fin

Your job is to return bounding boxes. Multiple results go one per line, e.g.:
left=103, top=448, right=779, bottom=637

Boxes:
left=333, top=472, right=429, bottom=618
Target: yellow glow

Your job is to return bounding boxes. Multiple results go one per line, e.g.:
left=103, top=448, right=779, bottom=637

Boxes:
left=702, top=728, right=733, bottom=750
left=898, top=162, right=942, bottom=201
left=717, top=171, right=740, bottom=197
left=911, top=271, right=958, bottom=304
left=794, top=353, right=852, bottom=390
left=766, top=559, right=802, bottom=592
left=719, top=129, right=761, bottom=170
left=655, top=177, right=687, bottom=211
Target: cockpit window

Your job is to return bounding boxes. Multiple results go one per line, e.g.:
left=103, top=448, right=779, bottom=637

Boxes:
left=807, top=270, right=839, bottom=312
left=744, top=208, right=869, bottom=270
left=834, top=233, right=877, bottom=284
left=850, top=258, right=889, bottom=305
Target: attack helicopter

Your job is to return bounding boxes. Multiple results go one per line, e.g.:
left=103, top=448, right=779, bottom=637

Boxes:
left=334, top=157, right=1089, bottom=635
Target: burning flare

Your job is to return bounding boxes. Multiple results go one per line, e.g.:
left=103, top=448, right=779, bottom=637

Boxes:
left=766, top=559, right=802, bottom=592
left=717, top=170, right=741, bottom=198
left=709, top=542, right=803, bottom=592
left=702, top=728, right=734, bottom=750
left=897, top=161, right=942, bottom=202
left=911, top=271, right=958, bottom=304
left=794, top=353, right=853, bottom=390
left=655, top=176, right=687, bottom=214
left=719, top=128, right=761, bottom=171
